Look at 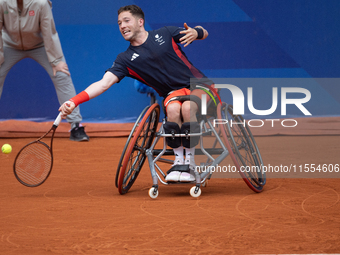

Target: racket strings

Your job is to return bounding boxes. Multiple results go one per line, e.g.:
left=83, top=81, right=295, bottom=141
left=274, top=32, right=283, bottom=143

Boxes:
left=15, top=142, right=52, bottom=185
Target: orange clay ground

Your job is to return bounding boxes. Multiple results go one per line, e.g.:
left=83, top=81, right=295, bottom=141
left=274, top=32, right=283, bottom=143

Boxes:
left=1, top=117, right=340, bottom=254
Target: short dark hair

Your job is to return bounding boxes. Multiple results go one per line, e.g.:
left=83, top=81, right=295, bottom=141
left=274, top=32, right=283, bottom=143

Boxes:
left=118, top=5, right=145, bottom=22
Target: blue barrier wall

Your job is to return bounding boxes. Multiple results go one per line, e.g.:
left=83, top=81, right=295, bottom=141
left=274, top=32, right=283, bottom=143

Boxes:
left=0, top=0, right=339, bottom=121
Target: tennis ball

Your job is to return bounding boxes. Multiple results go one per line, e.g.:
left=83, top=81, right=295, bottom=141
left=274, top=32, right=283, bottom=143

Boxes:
left=2, top=144, right=12, bottom=154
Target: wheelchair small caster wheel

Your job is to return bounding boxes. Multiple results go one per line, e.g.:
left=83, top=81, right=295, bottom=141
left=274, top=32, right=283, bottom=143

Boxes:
left=149, top=187, right=159, bottom=199
left=190, top=186, right=201, bottom=198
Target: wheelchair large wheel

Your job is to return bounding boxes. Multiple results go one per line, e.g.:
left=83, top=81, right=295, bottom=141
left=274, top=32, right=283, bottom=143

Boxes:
left=117, top=103, right=160, bottom=194
left=115, top=105, right=150, bottom=188
left=217, top=103, right=266, bottom=193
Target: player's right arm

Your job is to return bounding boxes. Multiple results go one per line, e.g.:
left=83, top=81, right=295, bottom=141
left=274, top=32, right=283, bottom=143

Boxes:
left=85, top=71, right=119, bottom=99
left=59, top=71, right=119, bottom=117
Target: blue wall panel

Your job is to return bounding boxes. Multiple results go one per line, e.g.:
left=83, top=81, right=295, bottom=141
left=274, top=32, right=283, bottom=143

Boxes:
left=0, top=0, right=339, bottom=121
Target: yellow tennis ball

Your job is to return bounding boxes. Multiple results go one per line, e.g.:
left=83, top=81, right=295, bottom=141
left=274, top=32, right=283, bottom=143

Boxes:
left=2, top=144, right=12, bottom=154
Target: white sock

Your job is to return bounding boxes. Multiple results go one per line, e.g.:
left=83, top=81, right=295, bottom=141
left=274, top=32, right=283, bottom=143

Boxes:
left=185, top=147, right=195, bottom=163
left=173, top=146, right=184, bottom=162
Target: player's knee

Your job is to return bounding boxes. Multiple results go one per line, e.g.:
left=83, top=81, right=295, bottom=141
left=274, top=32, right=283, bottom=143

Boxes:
left=181, top=122, right=200, bottom=148
left=181, top=101, right=191, bottom=120
left=182, top=101, right=198, bottom=122
left=166, top=103, right=181, bottom=121
left=163, top=122, right=181, bottom=148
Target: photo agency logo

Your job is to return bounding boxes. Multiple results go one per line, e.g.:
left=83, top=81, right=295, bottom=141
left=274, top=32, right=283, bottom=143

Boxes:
left=195, top=78, right=312, bottom=128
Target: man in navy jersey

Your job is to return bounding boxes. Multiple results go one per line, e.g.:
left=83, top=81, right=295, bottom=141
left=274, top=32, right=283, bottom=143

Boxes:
left=59, top=5, right=214, bottom=182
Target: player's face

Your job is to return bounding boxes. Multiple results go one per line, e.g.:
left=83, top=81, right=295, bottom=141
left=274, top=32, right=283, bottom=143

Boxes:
left=118, top=11, right=142, bottom=42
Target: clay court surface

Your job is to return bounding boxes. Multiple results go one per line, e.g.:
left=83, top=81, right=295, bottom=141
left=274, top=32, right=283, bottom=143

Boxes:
left=1, top=118, right=340, bottom=254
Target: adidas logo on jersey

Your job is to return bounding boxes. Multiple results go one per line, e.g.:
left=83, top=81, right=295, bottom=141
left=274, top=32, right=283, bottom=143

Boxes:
left=131, top=53, right=139, bottom=61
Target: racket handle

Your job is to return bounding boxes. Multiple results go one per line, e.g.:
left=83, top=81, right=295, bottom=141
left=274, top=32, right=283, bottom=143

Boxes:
left=54, top=112, right=62, bottom=127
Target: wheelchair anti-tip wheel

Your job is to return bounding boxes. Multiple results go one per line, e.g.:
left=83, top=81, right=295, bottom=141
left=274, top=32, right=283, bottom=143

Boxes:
left=217, top=103, right=266, bottom=193
left=117, top=103, right=160, bottom=195
left=148, top=187, right=159, bottom=199
left=190, top=186, right=201, bottom=198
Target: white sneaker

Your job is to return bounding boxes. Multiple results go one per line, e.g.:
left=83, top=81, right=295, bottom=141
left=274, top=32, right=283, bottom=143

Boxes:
left=178, top=158, right=196, bottom=182
left=179, top=172, right=195, bottom=182
left=165, top=158, right=184, bottom=182
left=165, top=171, right=181, bottom=182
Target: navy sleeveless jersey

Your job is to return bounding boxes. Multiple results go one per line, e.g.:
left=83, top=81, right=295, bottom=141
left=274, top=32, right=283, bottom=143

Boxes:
left=106, top=26, right=211, bottom=97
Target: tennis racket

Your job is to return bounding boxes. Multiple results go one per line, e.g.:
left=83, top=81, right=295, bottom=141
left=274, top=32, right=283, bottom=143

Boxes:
left=13, top=113, right=62, bottom=187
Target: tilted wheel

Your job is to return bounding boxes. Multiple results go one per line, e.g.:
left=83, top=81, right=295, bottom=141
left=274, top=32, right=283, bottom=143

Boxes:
left=117, top=103, right=160, bottom=194
left=217, top=103, right=266, bottom=193
left=115, top=105, right=150, bottom=188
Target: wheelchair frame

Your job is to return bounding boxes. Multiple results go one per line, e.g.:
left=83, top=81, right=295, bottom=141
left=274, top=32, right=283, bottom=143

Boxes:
left=116, top=93, right=266, bottom=198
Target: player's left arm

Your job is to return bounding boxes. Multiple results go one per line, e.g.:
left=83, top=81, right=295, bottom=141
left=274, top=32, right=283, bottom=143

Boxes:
left=179, top=23, right=208, bottom=47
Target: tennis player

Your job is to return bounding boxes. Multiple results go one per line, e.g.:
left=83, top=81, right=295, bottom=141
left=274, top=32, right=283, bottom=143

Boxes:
left=60, top=4, right=215, bottom=181
left=0, top=0, right=89, bottom=141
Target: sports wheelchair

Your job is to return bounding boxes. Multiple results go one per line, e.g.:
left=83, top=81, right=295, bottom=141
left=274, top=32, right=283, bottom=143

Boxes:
left=115, top=92, right=266, bottom=198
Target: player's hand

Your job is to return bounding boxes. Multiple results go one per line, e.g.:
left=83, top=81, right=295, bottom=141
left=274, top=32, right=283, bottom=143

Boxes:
left=53, top=61, right=71, bottom=76
left=59, top=101, right=75, bottom=118
left=179, top=23, right=198, bottom=47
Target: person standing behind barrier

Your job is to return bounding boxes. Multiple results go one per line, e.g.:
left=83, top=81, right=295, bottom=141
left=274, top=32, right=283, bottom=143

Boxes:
left=0, top=0, right=89, bottom=141
left=59, top=5, right=216, bottom=181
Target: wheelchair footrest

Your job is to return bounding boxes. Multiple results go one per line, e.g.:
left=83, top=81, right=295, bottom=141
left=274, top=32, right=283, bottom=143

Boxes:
left=166, top=164, right=190, bottom=174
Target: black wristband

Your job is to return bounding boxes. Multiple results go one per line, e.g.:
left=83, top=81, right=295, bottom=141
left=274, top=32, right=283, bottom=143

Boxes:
left=194, top=27, right=204, bottom=39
